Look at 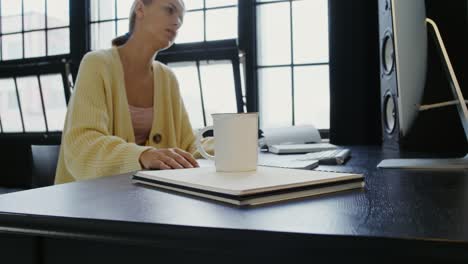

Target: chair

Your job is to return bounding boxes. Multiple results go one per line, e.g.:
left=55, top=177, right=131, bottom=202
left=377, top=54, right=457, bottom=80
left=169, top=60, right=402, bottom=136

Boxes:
left=31, top=145, right=60, bottom=188
left=0, top=143, right=31, bottom=194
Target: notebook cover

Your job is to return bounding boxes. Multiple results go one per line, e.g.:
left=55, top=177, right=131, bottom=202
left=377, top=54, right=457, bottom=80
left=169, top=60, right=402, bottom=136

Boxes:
left=133, top=167, right=363, bottom=196
left=133, top=178, right=365, bottom=206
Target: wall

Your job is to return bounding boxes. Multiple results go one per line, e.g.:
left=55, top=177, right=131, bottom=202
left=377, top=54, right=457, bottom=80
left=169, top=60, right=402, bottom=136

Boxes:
left=328, top=0, right=381, bottom=145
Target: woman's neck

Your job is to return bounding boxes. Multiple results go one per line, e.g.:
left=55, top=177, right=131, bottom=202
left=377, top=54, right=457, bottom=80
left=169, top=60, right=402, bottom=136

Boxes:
left=117, top=34, right=159, bottom=75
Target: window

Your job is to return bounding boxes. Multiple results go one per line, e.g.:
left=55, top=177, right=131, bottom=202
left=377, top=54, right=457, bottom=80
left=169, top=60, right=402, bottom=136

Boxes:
left=160, top=40, right=243, bottom=129
left=89, top=0, right=238, bottom=50
left=0, top=78, right=22, bottom=132
left=0, top=64, right=70, bottom=136
left=89, top=0, right=133, bottom=50
left=256, top=0, right=330, bottom=129
left=170, top=1, right=240, bottom=128
left=0, top=0, right=332, bottom=140
left=178, top=0, right=237, bottom=43
left=170, top=60, right=238, bottom=128
left=0, top=0, right=70, bottom=60
left=0, top=0, right=71, bottom=143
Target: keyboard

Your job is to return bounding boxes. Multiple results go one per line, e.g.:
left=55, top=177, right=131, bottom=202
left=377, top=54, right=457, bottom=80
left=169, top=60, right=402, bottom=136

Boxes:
left=297, top=149, right=351, bottom=165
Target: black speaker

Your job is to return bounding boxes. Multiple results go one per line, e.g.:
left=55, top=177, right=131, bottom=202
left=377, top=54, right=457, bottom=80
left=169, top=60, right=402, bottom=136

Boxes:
left=378, top=0, right=400, bottom=150
left=378, top=0, right=468, bottom=153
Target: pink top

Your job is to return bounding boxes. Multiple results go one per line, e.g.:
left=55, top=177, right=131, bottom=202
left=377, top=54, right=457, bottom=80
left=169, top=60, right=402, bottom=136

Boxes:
left=128, top=104, right=154, bottom=145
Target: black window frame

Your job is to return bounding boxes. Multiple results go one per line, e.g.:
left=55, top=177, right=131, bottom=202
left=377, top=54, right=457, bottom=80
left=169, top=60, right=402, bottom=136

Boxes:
left=0, top=60, right=72, bottom=144
left=251, top=0, right=330, bottom=137
left=0, top=0, right=78, bottom=144
left=0, top=0, right=71, bottom=61
left=158, top=39, right=244, bottom=120
left=0, top=0, right=332, bottom=144
left=256, top=0, right=328, bottom=121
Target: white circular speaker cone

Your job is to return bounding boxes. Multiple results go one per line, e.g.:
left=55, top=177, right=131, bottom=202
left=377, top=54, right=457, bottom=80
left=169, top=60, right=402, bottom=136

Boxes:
left=384, top=93, right=396, bottom=134
left=382, top=34, right=395, bottom=75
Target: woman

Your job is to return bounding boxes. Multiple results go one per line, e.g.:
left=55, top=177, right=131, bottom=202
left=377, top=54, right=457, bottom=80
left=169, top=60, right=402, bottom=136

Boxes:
left=55, top=0, right=210, bottom=184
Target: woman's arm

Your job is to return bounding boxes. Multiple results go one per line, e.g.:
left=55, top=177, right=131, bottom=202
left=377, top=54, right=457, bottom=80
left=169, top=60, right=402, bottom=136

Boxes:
left=62, top=53, right=152, bottom=180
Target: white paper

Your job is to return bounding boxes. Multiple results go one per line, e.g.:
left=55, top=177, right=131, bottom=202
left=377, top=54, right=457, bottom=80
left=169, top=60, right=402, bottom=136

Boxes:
left=260, top=125, right=322, bottom=146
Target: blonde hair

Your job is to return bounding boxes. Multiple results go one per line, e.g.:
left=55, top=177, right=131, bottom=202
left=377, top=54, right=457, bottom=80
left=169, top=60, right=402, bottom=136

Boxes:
left=111, top=0, right=153, bottom=46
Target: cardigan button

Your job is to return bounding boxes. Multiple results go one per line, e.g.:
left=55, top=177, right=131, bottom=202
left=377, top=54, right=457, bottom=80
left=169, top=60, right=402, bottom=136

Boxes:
left=153, top=133, right=162, bottom=144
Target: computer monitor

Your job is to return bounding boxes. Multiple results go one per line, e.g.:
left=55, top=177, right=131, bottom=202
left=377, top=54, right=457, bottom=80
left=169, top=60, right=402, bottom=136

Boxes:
left=378, top=0, right=468, bottom=169
left=389, top=0, right=428, bottom=138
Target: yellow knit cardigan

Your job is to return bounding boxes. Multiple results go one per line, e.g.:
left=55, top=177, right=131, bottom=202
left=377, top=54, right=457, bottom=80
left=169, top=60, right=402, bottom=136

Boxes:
left=55, top=47, right=209, bottom=184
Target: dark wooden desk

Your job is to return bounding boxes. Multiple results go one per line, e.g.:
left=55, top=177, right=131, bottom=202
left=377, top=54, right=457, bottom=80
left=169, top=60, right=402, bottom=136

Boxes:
left=0, top=146, right=467, bottom=264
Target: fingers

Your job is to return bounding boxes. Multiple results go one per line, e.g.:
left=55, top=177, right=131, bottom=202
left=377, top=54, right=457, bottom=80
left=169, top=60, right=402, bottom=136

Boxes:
left=154, top=160, right=171, bottom=170
left=142, top=148, right=199, bottom=170
left=159, top=148, right=197, bottom=169
left=163, top=149, right=198, bottom=169
left=161, top=155, right=185, bottom=169
left=174, top=148, right=199, bottom=168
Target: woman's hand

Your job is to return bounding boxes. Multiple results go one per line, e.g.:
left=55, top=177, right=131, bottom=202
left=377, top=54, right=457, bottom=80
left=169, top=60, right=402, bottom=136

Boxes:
left=139, top=148, right=199, bottom=170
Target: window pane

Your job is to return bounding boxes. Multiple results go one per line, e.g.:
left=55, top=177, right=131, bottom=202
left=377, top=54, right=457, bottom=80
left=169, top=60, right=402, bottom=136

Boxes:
left=177, top=11, right=204, bottom=44
left=2, top=34, right=23, bottom=60
left=117, top=19, right=129, bottom=37
left=294, top=66, right=330, bottom=129
left=90, top=0, right=115, bottom=21
left=293, top=0, right=329, bottom=64
left=206, top=7, right=237, bottom=41
left=185, top=0, right=204, bottom=10
left=257, top=2, right=291, bottom=66
left=100, top=0, right=115, bottom=20
left=259, top=67, right=292, bottom=128
left=24, top=31, right=46, bottom=58
left=1, top=0, right=22, bottom=33
left=117, top=0, right=134, bottom=18
left=40, top=74, right=67, bottom=131
left=24, top=0, right=46, bottom=30
left=90, top=0, right=99, bottom=21
left=170, top=62, right=205, bottom=129
left=200, top=61, right=237, bottom=126
left=16, top=77, right=46, bottom=132
left=0, top=78, right=23, bottom=132
left=206, top=0, right=237, bottom=8
left=47, top=0, right=69, bottom=27
left=48, top=28, right=70, bottom=55
left=91, top=22, right=116, bottom=50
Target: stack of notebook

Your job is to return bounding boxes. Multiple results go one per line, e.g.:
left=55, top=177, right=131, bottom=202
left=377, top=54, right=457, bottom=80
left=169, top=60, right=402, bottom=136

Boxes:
left=133, top=166, right=364, bottom=206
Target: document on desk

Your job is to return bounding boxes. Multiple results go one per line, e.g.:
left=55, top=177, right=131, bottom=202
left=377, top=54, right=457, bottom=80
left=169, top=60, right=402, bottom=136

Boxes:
left=197, top=155, right=319, bottom=170
left=268, top=143, right=338, bottom=154
left=132, top=167, right=364, bottom=206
